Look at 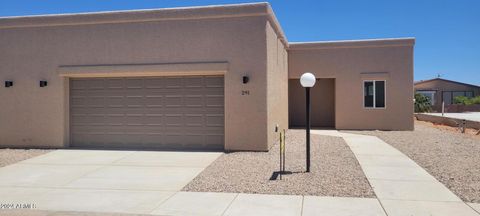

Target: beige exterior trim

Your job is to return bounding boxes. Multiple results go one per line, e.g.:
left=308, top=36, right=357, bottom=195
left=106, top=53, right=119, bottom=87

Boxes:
left=289, top=38, right=415, bottom=50
left=58, top=62, right=228, bottom=78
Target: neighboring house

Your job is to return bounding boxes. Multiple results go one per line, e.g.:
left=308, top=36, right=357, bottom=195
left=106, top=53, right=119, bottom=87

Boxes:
left=415, top=78, right=480, bottom=111
left=0, top=3, right=414, bottom=151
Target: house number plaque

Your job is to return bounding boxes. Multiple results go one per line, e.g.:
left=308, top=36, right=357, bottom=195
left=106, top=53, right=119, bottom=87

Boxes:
left=241, top=90, right=250, bottom=95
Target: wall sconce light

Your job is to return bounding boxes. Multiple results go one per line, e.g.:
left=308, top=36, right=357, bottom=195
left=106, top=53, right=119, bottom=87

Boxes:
left=40, top=80, right=48, bottom=87
left=242, top=76, right=249, bottom=84
left=5, top=81, right=13, bottom=88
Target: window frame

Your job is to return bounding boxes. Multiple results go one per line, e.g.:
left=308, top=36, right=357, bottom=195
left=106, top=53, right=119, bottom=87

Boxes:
left=363, top=80, right=387, bottom=109
left=441, top=90, right=475, bottom=104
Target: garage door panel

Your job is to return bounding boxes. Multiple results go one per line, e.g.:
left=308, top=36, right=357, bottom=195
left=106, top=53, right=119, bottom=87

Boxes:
left=164, top=77, right=183, bottom=88
left=205, top=77, right=223, bottom=87
left=70, top=76, right=224, bottom=150
left=125, top=96, right=144, bottom=107
left=163, top=135, right=183, bottom=144
left=185, top=95, right=204, bottom=107
left=71, top=79, right=89, bottom=90
left=206, top=95, right=224, bottom=107
left=144, top=78, right=165, bottom=88
left=184, top=77, right=204, bottom=87
left=206, top=135, right=223, bottom=146
left=184, top=135, right=205, bottom=146
left=125, top=78, right=144, bottom=88
left=185, top=114, right=203, bottom=126
left=88, top=79, right=106, bottom=89
left=206, top=114, right=224, bottom=126
left=104, top=114, right=124, bottom=125
left=105, top=96, right=124, bottom=108
left=145, top=96, right=163, bottom=107
left=143, top=135, right=163, bottom=144
left=106, top=78, right=124, bottom=88
left=164, top=96, right=183, bottom=107
left=144, top=114, right=163, bottom=125
left=125, top=115, right=144, bottom=126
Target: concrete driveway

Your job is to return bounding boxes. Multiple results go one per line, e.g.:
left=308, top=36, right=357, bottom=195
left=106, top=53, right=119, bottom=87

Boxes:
left=0, top=150, right=222, bottom=214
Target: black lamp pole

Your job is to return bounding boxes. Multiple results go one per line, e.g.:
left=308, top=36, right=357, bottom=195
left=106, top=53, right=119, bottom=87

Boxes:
left=305, top=87, right=311, bottom=172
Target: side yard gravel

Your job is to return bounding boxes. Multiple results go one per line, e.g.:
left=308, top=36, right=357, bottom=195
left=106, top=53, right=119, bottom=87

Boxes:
left=183, top=129, right=375, bottom=197
left=0, top=149, right=52, bottom=167
left=346, top=120, right=480, bottom=203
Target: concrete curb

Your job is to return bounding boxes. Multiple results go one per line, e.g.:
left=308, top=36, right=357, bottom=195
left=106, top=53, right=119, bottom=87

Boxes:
left=415, top=113, right=480, bottom=130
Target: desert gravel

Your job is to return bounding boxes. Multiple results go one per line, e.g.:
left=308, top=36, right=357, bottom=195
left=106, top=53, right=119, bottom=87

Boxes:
left=183, top=129, right=375, bottom=197
left=346, top=120, right=480, bottom=203
left=0, top=148, right=52, bottom=167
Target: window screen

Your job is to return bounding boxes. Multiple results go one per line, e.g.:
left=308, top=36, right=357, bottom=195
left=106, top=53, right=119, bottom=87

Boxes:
left=364, top=81, right=374, bottom=108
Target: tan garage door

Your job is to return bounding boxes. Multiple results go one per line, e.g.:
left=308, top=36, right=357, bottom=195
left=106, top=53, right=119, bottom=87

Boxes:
left=70, top=76, right=224, bottom=150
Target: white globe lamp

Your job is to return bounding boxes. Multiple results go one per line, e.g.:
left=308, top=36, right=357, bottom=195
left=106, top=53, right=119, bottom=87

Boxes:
left=300, top=72, right=316, bottom=88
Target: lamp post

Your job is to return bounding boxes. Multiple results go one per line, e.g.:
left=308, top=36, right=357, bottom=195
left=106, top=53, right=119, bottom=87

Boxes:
left=300, top=72, right=316, bottom=172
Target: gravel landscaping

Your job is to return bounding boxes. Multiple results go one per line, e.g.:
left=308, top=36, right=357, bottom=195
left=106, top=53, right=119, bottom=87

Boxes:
left=183, top=129, right=375, bottom=197
left=346, top=120, right=480, bottom=203
left=0, top=149, right=52, bottom=167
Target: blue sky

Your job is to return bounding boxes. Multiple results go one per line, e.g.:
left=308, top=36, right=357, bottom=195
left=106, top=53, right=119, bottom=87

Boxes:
left=1, top=0, right=479, bottom=85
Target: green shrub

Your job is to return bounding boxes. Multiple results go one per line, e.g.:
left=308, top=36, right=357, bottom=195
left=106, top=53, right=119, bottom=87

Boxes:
left=454, top=96, right=471, bottom=105
left=414, top=93, right=432, bottom=113
left=453, top=96, right=480, bottom=105
left=472, top=96, right=480, bottom=104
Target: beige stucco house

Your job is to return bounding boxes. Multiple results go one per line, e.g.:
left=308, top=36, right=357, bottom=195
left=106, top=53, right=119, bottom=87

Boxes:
left=0, top=3, right=414, bottom=151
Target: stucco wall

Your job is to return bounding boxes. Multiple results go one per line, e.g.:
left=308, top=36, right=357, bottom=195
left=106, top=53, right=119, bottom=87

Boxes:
left=0, top=15, right=272, bottom=150
left=266, top=21, right=288, bottom=149
left=289, top=39, right=415, bottom=130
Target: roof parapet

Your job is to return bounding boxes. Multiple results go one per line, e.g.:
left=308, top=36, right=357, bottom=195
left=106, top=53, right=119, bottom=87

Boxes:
left=288, top=38, right=415, bottom=50
left=0, top=2, right=288, bottom=47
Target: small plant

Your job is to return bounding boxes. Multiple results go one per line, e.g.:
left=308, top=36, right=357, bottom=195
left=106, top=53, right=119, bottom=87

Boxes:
left=454, top=96, right=480, bottom=105
left=414, top=93, right=432, bottom=113
left=472, top=96, right=480, bottom=104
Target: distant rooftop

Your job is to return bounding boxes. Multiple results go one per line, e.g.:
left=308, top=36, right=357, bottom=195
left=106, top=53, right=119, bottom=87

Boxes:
left=415, top=78, right=480, bottom=88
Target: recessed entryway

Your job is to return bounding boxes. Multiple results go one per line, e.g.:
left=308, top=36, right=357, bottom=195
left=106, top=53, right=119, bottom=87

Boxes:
left=288, top=78, right=335, bottom=128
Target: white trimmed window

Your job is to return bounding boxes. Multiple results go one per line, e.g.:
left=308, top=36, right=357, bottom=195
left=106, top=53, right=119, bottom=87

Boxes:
left=364, top=80, right=386, bottom=108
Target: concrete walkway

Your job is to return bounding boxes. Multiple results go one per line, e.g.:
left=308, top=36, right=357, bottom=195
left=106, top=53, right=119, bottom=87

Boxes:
left=312, top=130, right=480, bottom=216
